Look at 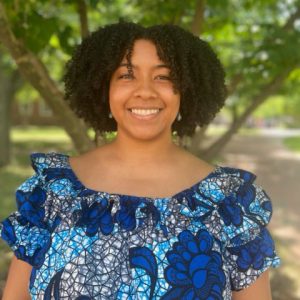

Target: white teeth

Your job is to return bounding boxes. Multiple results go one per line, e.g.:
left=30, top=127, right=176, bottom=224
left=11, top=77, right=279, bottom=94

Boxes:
left=130, top=108, right=160, bottom=116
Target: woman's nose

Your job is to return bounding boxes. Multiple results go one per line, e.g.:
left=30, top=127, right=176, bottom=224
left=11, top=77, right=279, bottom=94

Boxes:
left=133, top=78, right=158, bottom=99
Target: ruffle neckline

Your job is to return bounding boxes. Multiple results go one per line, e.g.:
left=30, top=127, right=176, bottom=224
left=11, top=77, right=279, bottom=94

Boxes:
left=25, top=152, right=269, bottom=241
left=35, top=152, right=224, bottom=202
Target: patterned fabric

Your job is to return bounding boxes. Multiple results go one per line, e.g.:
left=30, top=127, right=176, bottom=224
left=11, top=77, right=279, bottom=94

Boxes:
left=0, top=152, right=280, bottom=299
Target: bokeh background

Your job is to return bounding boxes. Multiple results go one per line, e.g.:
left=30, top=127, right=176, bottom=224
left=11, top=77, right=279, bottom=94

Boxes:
left=0, top=0, right=300, bottom=298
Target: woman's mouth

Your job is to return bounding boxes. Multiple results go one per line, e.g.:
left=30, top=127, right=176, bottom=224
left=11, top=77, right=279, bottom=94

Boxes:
left=128, top=108, right=163, bottom=120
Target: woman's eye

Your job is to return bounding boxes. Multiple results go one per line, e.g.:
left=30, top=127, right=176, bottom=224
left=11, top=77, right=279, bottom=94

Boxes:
left=117, top=74, right=170, bottom=80
left=156, top=75, right=170, bottom=80
left=119, top=74, right=133, bottom=79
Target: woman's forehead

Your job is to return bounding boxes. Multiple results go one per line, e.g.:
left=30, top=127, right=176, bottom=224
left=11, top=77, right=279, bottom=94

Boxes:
left=117, top=62, right=170, bottom=70
left=117, top=40, right=169, bottom=68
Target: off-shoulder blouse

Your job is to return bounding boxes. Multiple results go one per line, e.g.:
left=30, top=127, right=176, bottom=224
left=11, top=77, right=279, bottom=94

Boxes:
left=0, top=152, right=280, bottom=299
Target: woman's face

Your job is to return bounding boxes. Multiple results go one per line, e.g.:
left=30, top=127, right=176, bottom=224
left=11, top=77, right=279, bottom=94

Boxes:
left=109, top=39, right=180, bottom=142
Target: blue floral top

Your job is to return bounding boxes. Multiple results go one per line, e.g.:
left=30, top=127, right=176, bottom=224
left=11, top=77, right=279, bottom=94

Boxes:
left=0, top=152, right=280, bottom=300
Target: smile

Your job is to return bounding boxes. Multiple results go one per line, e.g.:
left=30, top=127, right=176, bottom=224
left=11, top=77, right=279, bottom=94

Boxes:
left=128, top=108, right=162, bottom=120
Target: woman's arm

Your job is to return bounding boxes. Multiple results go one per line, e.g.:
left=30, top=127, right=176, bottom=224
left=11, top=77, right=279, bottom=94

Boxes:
left=2, top=255, right=32, bottom=300
left=232, top=270, right=272, bottom=300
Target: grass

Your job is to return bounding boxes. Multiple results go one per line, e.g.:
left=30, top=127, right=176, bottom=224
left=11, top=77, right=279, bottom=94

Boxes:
left=283, top=137, right=300, bottom=153
left=0, top=126, right=74, bottom=288
left=205, top=124, right=260, bottom=136
left=12, top=125, right=71, bottom=142
left=1, top=127, right=73, bottom=215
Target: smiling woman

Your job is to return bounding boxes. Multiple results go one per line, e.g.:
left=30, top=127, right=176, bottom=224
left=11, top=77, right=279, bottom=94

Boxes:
left=109, top=39, right=180, bottom=142
left=0, top=20, right=280, bottom=300
left=63, top=21, right=227, bottom=138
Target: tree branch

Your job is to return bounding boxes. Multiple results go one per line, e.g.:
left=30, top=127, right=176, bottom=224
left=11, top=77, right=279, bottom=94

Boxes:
left=226, top=4, right=300, bottom=98
left=202, top=65, right=296, bottom=160
left=227, top=73, right=244, bottom=95
left=0, top=2, right=94, bottom=153
left=283, top=5, right=300, bottom=31
left=190, top=0, right=206, bottom=36
left=77, top=0, right=89, bottom=39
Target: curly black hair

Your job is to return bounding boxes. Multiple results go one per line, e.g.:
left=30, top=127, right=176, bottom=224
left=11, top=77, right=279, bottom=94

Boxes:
left=63, top=21, right=227, bottom=137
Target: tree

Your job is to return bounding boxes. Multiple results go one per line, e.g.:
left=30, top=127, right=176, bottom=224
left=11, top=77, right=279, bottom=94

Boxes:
left=0, top=1, right=94, bottom=157
left=0, top=0, right=299, bottom=161
left=184, top=0, right=300, bottom=159
left=0, top=49, right=23, bottom=166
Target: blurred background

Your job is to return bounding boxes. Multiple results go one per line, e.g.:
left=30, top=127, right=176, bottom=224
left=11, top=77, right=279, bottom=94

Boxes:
left=0, top=0, right=300, bottom=298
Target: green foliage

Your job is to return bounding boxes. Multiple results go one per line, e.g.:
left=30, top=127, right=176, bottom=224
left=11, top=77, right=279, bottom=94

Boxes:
left=15, top=82, right=39, bottom=104
left=200, top=0, right=300, bottom=120
left=3, top=1, right=59, bottom=53
left=253, top=96, right=286, bottom=118
left=1, top=0, right=300, bottom=118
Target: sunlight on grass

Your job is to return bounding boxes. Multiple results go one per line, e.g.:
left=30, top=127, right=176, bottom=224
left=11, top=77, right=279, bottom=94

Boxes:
left=12, top=126, right=71, bottom=142
left=206, top=125, right=259, bottom=136
left=0, top=164, right=34, bottom=219
left=283, top=137, right=300, bottom=153
left=11, top=125, right=261, bottom=144
left=0, top=126, right=76, bottom=286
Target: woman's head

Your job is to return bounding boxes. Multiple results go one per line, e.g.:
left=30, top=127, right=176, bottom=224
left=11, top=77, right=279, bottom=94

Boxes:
left=109, top=39, right=181, bottom=142
left=63, top=21, right=227, bottom=137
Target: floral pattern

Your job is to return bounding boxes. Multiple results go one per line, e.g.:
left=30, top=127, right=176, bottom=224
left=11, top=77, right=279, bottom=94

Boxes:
left=0, top=152, right=280, bottom=299
left=1, top=216, right=51, bottom=267
left=218, top=195, right=243, bottom=226
left=129, top=246, right=158, bottom=299
left=227, top=228, right=276, bottom=272
left=16, top=186, right=47, bottom=228
left=114, top=196, right=146, bottom=231
left=162, top=229, right=226, bottom=300
left=42, top=167, right=83, bottom=191
left=74, top=198, right=114, bottom=236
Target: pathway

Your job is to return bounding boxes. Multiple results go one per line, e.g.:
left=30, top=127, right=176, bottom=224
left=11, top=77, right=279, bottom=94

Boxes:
left=219, top=128, right=300, bottom=293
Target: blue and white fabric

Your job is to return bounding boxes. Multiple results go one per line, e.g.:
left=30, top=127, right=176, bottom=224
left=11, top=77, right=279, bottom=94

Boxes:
left=0, top=152, right=280, bottom=299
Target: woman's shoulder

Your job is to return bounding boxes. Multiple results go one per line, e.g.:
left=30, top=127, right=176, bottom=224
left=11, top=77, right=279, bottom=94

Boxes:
left=28, top=151, right=86, bottom=194
left=181, top=153, right=272, bottom=232
left=30, top=151, right=69, bottom=171
left=197, top=164, right=274, bottom=248
left=176, top=149, right=257, bottom=193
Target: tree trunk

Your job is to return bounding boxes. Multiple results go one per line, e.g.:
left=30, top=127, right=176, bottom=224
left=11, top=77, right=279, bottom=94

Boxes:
left=0, top=2, right=94, bottom=154
left=201, top=67, right=295, bottom=161
left=0, top=73, right=11, bottom=167
left=0, top=68, right=22, bottom=167
left=184, top=4, right=300, bottom=162
left=191, top=0, right=206, bottom=35
left=77, top=0, right=89, bottom=38
left=173, top=0, right=208, bottom=154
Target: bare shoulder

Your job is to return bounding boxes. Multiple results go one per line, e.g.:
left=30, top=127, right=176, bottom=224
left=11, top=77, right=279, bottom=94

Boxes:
left=174, top=147, right=216, bottom=180
left=69, top=144, right=112, bottom=172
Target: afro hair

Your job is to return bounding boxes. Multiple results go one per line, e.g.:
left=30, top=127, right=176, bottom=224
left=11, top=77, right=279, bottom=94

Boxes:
left=63, top=20, right=227, bottom=137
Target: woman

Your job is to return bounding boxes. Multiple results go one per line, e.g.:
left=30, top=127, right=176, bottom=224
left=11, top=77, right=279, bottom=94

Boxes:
left=1, top=21, right=280, bottom=299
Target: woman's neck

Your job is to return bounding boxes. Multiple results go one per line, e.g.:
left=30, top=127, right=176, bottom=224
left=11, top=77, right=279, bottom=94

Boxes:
left=103, top=135, right=182, bottom=167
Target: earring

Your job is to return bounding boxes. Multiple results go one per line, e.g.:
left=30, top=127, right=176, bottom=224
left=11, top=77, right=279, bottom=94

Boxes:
left=176, top=112, right=182, bottom=121
left=108, top=112, right=113, bottom=119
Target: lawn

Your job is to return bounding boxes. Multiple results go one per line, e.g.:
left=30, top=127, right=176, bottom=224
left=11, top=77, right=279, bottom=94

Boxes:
left=283, top=136, right=300, bottom=153
left=0, top=126, right=75, bottom=293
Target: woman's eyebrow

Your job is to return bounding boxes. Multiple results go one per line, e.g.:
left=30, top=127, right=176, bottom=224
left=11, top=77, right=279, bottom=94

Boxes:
left=118, top=63, right=170, bottom=69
